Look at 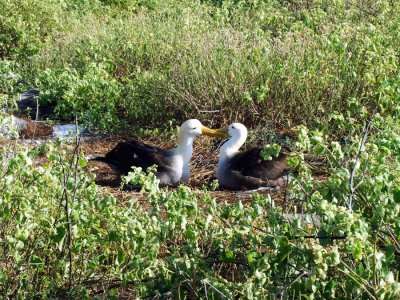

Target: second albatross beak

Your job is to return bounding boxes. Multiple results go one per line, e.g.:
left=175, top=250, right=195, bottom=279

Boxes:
left=201, top=126, right=229, bottom=138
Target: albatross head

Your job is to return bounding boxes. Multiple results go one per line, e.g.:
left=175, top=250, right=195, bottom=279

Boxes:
left=179, top=119, right=228, bottom=139
left=227, top=123, right=247, bottom=141
left=219, top=123, right=248, bottom=160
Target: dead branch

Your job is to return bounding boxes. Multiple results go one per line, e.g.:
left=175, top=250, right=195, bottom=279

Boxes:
left=349, top=115, right=374, bottom=210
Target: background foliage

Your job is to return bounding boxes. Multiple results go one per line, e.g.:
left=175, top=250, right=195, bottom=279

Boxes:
left=0, top=103, right=399, bottom=298
left=1, top=0, right=399, bottom=131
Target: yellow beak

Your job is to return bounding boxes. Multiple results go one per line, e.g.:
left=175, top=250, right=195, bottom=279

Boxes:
left=201, top=126, right=229, bottom=138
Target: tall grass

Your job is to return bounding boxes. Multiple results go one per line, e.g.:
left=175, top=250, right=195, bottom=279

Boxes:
left=3, top=0, right=399, bottom=131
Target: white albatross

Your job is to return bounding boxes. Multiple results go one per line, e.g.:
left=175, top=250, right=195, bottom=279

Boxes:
left=93, top=119, right=226, bottom=186
left=217, top=123, right=291, bottom=190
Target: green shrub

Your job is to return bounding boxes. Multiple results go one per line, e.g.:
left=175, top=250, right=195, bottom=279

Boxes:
left=0, top=60, right=22, bottom=111
left=284, top=98, right=400, bottom=299
left=1, top=0, right=399, bottom=297
left=25, top=0, right=399, bottom=130
left=37, top=63, right=127, bottom=131
left=1, top=105, right=399, bottom=297
left=0, top=0, right=65, bottom=60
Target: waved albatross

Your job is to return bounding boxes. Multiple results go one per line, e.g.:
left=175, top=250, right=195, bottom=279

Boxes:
left=94, top=119, right=226, bottom=186
left=217, top=123, right=291, bottom=190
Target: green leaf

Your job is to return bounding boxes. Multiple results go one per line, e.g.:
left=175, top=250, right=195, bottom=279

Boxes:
left=15, top=240, right=24, bottom=250
left=386, top=244, right=396, bottom=263
left=260, top=144, right=281, bottom=161
left=393, top=187, right=400, bottom=203
left=352, top=240, right=363, bottom=260
left=247, top=251, right=261, bottom=267
left=318, top=228, right=332, bottom=247
left=219, top=250, right=235, bottom=263
left=53, top=227, right=66, bottom=251
left=108, top=231, right=119, bottom=242
left=330, top=248, right=340, bottom=266
left=184, top=229, right=197, bottom=242
left=79, top=157, right=87, bottom=167
left=117, top=247, right=127, bottom=265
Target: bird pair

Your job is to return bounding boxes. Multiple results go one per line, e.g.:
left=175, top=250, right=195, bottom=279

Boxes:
left=95, top=119, right=290, bottom=190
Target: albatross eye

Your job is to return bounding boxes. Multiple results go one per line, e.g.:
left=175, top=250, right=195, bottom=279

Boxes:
left=192, top=127, right=197, bottom=130
left=232, top=126, right=235, bottom=129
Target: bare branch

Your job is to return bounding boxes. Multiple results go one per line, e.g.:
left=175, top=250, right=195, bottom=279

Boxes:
left=276, top=271, right=309, bottom=297
left=349, top=115, right=374, bottom=210
left=30, top=94, right=39, bottom=143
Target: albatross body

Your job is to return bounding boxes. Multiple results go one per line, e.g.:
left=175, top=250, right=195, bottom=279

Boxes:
left=217, top=123, right=291, bottom=190
left=96, top=119, right=225, bottom=186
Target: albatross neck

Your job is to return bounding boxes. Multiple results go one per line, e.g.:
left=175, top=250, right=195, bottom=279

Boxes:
left=219, top=135, right=246, bottom=163
left=168, top=132, right=195, bottom=174
left=174, top=133, right=194, bottom=161
left=167, top=133, right=195, bottom=181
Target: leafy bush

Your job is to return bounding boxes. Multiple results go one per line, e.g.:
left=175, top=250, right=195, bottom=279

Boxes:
left=0, top=0, right=65, bottom=59
left=37, top=63, right=127, bottom=131
left=1, top=0, right=398, bottom=131
left=0, top=60, right=21, bottom=111
left=0, top=1, right=399, bottom=297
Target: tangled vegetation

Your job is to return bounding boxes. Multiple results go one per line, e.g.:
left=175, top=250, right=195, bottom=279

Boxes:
left=0, top=96, right=399, bottom=298
left=1, top=0, right=400, bottom=298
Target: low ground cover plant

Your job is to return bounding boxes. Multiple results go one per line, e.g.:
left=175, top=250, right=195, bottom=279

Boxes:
left=0, top=96, right=399, bottom=297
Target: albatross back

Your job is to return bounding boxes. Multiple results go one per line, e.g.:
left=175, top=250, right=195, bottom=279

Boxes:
left=105, top=140, right=170, bottom=174
left=218, top=147, right=291, bottom=190
left=230, top=147, right=290, bottom=179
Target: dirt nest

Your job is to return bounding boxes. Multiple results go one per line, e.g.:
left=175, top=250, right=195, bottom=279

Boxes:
left=80, top=136, right=292, bottom=209
left=2, top=122, right=309, bottom=210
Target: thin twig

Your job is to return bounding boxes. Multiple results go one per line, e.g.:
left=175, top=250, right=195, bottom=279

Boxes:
left=203, top=280, right=209, bottom=300
left=276, top=271, right=309, bottom=297
left=202, top=279, right=229, bottom=299
left=349, top=115, right=374, bottom=210
left=30, top=94, right=39, bottom=143
left=296, top=235, right=346, bottom=240
left=59, top=153, right=73, bottom=286
left=353, top=161, right=369, bottom=190
left=337, top=261, right=377, bottom=299
left=59, top=116, right=82, bottom=288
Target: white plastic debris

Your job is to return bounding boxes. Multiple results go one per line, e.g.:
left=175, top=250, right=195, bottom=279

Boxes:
left=52, top=124, right=84, bottom=139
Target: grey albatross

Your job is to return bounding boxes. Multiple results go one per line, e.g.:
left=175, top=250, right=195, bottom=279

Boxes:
left=94, top=119, right=226, bottom=187
left=216, top=123, right=291, bottom=190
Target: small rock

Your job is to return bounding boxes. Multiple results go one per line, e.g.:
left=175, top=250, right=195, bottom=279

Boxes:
left=0, top=72, right=17, bottom=79
left=0, top=115, right=28, bottom=138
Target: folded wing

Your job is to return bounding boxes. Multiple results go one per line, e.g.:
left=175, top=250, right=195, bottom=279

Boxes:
left=228, top=147, right=291, bottom=189
left=104, top=140, right=170, bottom=174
